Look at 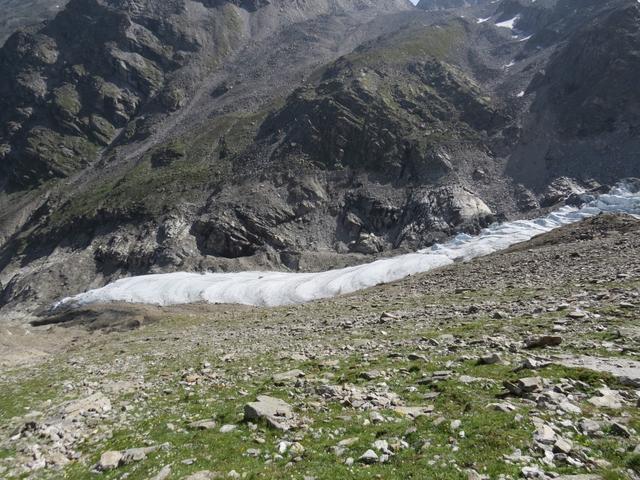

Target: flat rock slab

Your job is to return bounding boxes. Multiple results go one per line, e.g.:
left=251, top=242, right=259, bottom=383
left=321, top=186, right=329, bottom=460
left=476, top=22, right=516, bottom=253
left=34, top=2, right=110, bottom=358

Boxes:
left=525, top=335, right=563, bottom=349
left=272, top=369, right=305, bottom=385
left=62, top=392, right=111, bottom=418
left=97, top=445, right=159, bottom=471
left=392, top=405, right=434, bottom=418
left=552, top=355, right=640, bottom=386
left=244, top=395, right=296, bottom=431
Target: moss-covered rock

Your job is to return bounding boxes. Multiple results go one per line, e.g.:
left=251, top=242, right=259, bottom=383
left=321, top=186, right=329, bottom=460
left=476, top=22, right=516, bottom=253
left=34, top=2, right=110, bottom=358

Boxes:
left=52, top=84, right=82, bottom=120
left=150, top=140, right=186, bottom=168
left=88, top=114, right=117, bottom=146
left=22, top=127, right=98, bottom=182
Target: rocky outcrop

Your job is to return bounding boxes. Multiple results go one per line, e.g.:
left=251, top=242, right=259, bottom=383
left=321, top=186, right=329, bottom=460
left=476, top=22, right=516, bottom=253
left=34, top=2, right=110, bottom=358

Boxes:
left=0, top=0, right=242, bottom=189
left=258, top=20, right=507, bottom=180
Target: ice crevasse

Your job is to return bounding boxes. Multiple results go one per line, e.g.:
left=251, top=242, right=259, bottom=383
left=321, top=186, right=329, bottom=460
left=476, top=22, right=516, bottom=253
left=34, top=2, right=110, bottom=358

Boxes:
left=57, top=183, right=640, bottom=309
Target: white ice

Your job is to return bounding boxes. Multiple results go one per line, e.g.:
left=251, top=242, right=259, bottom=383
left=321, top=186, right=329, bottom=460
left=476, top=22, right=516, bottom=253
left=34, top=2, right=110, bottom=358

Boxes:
left=496, top=15, right=520, bottom=29
left=57, top=184, right=640, bottom=309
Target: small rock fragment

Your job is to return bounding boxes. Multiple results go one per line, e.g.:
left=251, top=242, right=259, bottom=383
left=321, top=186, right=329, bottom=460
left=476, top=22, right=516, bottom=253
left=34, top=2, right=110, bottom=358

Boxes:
left=358, top=449, right=378, bottom=464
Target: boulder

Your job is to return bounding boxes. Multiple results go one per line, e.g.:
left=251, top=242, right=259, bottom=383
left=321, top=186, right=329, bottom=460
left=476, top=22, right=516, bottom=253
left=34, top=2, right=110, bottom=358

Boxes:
left=272, top=369, right=305, bottom=385
left=524, top=336, right=563, bottom=349
left=244, top=395, right=296, bottom=431
left=97, top=451, right=123, bottom=471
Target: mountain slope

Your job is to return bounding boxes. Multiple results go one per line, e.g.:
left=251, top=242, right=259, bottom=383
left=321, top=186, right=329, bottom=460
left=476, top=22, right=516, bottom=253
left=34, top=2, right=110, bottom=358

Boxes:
left=508, top=0, right=640, bottom=188
left=0, top=0, right=68, bottom=45
left=0, top=0, right=639, bottom=317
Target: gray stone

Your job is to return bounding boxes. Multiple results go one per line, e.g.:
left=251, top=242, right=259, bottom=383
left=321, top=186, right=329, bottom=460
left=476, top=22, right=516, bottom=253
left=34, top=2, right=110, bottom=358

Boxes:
left=358, top=449, right=378, bottom=464
left=588, top=388, right=624, bottom=409
left=337, top=437, right=359, bottom=447
left=610, top=422, right=631, bottom=438
left=189, top=419, right=217, bottom=430
left=478, top=353, right=502, bottom=365
left=244, top=395, right=296, bottom=431
left=553, top=437, right=573, bottom=454
left=521, top=466, right=545, bottom=478
left=182, top=472, right=223, bottom=480
left=505, top=377, right=543, bottom=396
left=533, top=422, right=556, bottom=444
left=272, top=369, right=305, bottom=385
left=525, top=335, right=563, bottom=349
left=97, top=451, right=123, bottom=471
left=579, top=418, right=601, bottom=435
left=392, top=406, right=434, bottom=418
left=467, top=469, right=489, bottom=480
left=360, top=370, right=382, bottom=380
left=219, top=424, right=237, bottom=433
left=151, top=465, right=172, bottom=480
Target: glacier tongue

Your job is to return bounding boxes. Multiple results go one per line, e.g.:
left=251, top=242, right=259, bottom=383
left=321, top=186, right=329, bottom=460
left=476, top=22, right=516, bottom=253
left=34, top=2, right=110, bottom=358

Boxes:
left=57, top=184, right=640, bottom=309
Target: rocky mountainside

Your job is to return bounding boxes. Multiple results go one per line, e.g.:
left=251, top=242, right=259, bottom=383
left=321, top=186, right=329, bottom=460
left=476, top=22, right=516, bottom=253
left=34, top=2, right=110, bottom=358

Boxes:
left=0, top=0, right=68, bottom=44
left=0, top=0, right=639, bottom=317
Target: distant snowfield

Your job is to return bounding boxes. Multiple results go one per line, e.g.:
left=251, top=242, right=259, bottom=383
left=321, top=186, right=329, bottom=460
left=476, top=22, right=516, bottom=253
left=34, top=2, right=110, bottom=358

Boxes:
left=57, top=185, right=640, bottom=309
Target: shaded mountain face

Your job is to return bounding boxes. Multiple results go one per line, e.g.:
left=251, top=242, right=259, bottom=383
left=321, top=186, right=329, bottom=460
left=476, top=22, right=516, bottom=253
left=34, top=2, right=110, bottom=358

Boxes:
left=502, top=0, right=640, bottom=187
left=536, top=3, right=640, bottom=138
left=0, top=0, right=638, bottom=316
left=0, top=0, right=69, bottom=45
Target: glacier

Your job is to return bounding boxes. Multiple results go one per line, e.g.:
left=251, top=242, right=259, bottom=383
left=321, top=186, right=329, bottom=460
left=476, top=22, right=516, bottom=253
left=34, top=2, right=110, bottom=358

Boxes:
left=57, top=184, right=640, bottom=309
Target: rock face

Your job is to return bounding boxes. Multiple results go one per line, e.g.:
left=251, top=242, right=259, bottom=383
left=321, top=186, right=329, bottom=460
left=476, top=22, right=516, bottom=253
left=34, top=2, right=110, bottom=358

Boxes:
left=0, top=0, right=638, bottom=316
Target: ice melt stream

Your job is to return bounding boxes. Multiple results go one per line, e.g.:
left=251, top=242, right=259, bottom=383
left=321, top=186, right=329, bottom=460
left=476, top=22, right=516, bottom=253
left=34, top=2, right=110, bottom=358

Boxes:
left=58, top=184, right=640, bottom=309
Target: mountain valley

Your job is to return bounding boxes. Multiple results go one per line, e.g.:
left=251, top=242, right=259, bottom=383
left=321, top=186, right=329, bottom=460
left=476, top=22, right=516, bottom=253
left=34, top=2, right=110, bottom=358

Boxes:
left=0, top=1, right=639, bottom=478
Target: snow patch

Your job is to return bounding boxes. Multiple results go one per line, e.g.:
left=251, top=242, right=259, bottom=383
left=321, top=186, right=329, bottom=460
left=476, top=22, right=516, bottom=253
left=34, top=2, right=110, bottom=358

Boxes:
left=56, top=185, right=640, bottom=309
left=496, top=15, right=520, bottom=29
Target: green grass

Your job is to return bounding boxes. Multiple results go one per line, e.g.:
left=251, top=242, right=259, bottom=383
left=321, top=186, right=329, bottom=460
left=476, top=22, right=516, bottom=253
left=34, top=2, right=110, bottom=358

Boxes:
left=24, top=127, right=98, bottom=176
left=0, top=371, right=65, bottom=423
left=628, top=453, right=640, bottom=474
left=59, top=352, right=532, bottom=480
left=349, top=21, right=467, bottom=66
left=2, top=262, right=638, bottom=479
left=56, top=344, right=635, bottom=479
left=0, top=448, right=14, bottom=460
